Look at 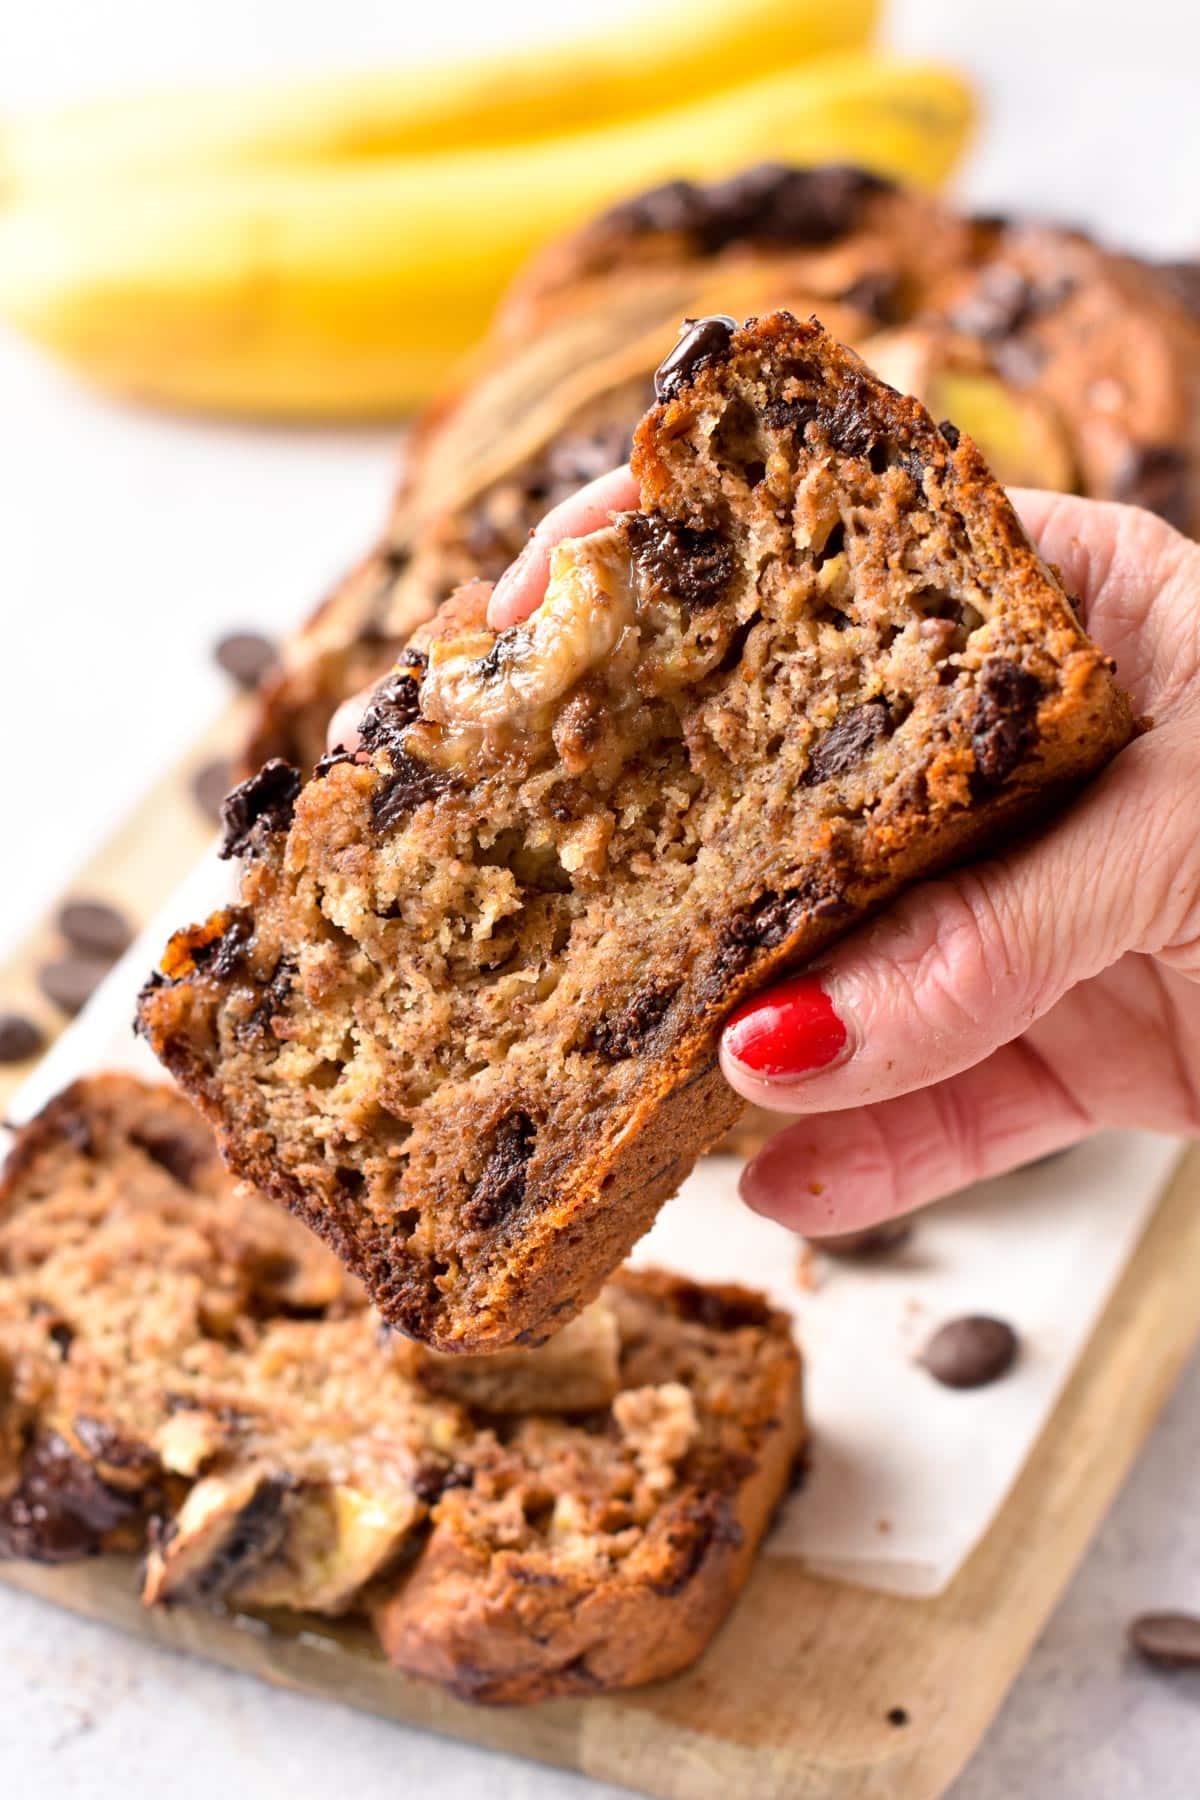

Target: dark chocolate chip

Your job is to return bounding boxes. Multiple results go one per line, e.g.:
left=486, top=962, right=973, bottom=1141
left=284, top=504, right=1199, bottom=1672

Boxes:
left=817, top=1218, right=913, bottom=1258
left=938, top=419, right=961, bottom=449
left=971, top=657, right=1041, bottom=786
left=670, top=1281, right=771, bottom=1332
left=191, top=756, right=234, bottom=823
left=372, top=752, right=452, bottom=832
left=358, top=661, right=425, bottom=755
left=0, top=1432, right=140, bottom=1563
left=1114, top=444, right=1190, bottom=532
left=57, top=899, right=133, bottom=961
left=919, top=1315, right=1019, bottom=1388
left=213, top=630, right=278, bottom=690
left=463, top=1111, right=536, bottom=1231
left=219, top=758, right=302, bottom=859
left=621, top=512, right=735, bottom=611
left=131, top=1128, right=208, bottom=1188
left=654, top=315, right=737, bottom=403
left=0, top=1013, right=45, bottom=1063
left=38, top=954, right=111, bottom=1017
left=804, top=701, right=892, bottom=786
left=235, top=956, right=298, bottom=1044
left=588, top=981, right=679, bottom=1059
left=1128, top=1612, right=1200, bottom=1669
left=602, top=165, right=890, bottom=256
left=948, top=266, right=1038, bottom=341
left=411, top=1460, right=474, bottom=1506
left=839, top=269, right=904, bottom=325
left=714, top=878, right=845, bottom=982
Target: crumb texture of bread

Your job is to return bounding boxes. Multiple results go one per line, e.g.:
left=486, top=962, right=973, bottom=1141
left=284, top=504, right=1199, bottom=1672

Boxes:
left=140, top=312, right=1133, bottom=1353
left=243, top=166, right=1198, bottom=775
left=0, top=1076, right=802, bottom=1701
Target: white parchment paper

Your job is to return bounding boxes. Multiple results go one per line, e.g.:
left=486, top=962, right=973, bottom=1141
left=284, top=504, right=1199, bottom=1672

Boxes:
left=2, top=847, right=1183, bottom=1598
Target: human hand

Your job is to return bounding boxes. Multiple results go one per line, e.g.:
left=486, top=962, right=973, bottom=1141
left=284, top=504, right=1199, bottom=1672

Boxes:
left=720, top=493, right=1200, bottom=1238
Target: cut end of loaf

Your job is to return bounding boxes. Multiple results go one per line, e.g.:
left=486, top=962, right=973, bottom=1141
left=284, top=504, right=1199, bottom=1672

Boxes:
left=139, top=312, right=1133, bottom=1352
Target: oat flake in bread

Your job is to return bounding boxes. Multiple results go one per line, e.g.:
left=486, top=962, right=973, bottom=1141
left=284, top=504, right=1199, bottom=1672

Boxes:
left=138, top=312, right=1133, bottom=1352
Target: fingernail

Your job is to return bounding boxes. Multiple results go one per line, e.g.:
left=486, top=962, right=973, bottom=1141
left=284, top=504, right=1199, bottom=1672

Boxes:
left=489, top=540, right=534, bottom=616
left=724, top=975, right=849, bottom=1080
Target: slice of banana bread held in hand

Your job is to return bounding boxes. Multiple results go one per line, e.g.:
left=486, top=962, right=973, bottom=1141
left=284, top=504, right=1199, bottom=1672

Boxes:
left=139, top=312, right=1133, bottom=1351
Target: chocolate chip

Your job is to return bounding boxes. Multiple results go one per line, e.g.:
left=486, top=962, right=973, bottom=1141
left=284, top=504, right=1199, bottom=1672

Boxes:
left=588, top=982, right=679, bottom=1059
left=358, top=659, right=425, bottom=756
left=0, top=1013, right=45, bottom=1063
left=714, top=878, right=845, bottom=982
left=371, top=752, right=452, bottom=832
left=219, top=758, right=302, bottom=859
left=57, top=899, right=133, bottom=961
left=839, top=269, right=904, bottom=325
left=971, top=657, right=1041, bottom=786
left=236, top=956, right=298, bottom=1044
left=411, top=1459, right=474, bottom=1506
left=654, top=315, right=737, bottom=403
left=804, top=701, right=892, bottom=785
left=463, top=1112, right=536, bottom=1231
left=817, top=1218, right=913, bottom=1258
left=38, top=954, right=111, bottom=1017
left=0, top=1432, right=139, bottom=1563
left=919, top=1316, right=1019, bottom=1388
left=621, top=512, right=735, bottom=611
left=1128, top=1612, right=1200, bottom=1669
left=191, top=756, right=233, bottom=822
left=214, top=630, right=278, bottom=690
left=602, top=165, right=890, bottom=256
left=1114, top=444, right=1190, bottom=532
left=948, top=266, right=1038, bottom=341
left=131, top=1128, right=208, bottom=1187
left=670, top=1281, right=771, bottom=1332
left=938, top=419, right=961, bottom=449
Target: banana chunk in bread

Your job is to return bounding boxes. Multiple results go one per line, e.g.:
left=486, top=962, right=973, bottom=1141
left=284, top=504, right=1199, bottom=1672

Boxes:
left=139, top=313, right=1132, bottom=1351
left=0, top=1075, right=803, bottom=1699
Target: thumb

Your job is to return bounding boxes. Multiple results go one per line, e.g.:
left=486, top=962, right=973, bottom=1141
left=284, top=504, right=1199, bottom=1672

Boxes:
left=719, top=725, right=1192, bottom=1120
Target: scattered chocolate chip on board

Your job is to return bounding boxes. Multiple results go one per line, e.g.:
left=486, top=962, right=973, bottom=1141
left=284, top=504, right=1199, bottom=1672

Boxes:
left=816, top=1218, right=914, bottom=1258
left=139, top=311, right=1133, bottom=1353
left=1128, top=1612, right=1200, bottom=1669
left=214, top=630, right=279, bottom=690
left=190, top=756, right=233, bottom=822
left=37, top=954, right=112, bottom=1018
left=919, top=1316, right=1019, bottom=1389
left=0, top=1013, right=45, bottom=1064
left=56, top=898, right=133, bottom=961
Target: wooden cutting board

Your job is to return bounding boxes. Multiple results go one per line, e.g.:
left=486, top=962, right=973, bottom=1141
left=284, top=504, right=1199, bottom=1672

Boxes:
left=3, top=702, right=1199, bottom=1800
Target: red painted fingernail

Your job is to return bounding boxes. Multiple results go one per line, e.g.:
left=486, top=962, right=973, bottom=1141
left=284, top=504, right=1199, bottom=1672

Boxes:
left=724, top=975, right=849, bottom=1079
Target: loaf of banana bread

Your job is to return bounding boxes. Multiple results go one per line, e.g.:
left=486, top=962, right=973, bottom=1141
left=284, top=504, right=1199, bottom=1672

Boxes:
left=140, top=312, right=1133, bottom=1352
left=0, top=1074, right=803, bottom=1700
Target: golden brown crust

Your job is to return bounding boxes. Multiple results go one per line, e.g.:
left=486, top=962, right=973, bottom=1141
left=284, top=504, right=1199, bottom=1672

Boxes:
left=139, top=315, right=1133, bottom=1354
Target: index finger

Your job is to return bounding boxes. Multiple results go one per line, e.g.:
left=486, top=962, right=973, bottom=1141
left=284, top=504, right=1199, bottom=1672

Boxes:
left=486, top=465, right=639, bottom=632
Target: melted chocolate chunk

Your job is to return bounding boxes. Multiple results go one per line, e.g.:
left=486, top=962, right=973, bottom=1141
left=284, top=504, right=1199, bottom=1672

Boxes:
left=804, top=701, right=892, bottom=785
left=919, top=1315, right=1019, bottom=1389
left=669, top=1281, right=771, bottom=1332
left=236, top=957, right=298, bottom=1044
left=190, top=1477, right=293, bottom=1600
left=358, top=658, right=426, bottom=756
left=0, top=1433, right=139, bottom=1563
left=372, top=753, right=452, bottom=832
left=463, top=1112, right=536, bottom=1232
left=1115, top=444, right=1190, bottom=532
left=839, top=268, right=904, bottom=325
left=131, top=1128, right=208, bottom=1188
left=654, top=314, right=738, bottom=403
left=971, top=657, right=1041, bottom=786
left=764, top=366, right=886, bottom=464
left=411, top=1460, right=474, bottom=1506
left=714, top=877, right=844, bottom=981
left=621, top=512, right=734, bottom=611
left=219, top=759, right=302, bottom=860
left=948, top=266, right=1076, bottom=346
left=608, top=163, right=890, bottom=256
left=588, top=981, right=679, bottom=1059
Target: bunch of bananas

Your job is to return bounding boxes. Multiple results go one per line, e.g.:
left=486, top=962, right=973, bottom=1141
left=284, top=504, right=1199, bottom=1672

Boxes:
left=0, top=1, right=974, bottom=418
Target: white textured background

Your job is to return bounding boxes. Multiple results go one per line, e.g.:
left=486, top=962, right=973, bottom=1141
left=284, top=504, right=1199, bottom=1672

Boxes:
left=1, top=3, right=1198, bottom=1795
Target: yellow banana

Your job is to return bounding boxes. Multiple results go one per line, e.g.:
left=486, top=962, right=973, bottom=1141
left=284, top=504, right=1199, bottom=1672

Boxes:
left=0, top=55, right=974, bottom=419
left=1, top=0, right=878, bottom=189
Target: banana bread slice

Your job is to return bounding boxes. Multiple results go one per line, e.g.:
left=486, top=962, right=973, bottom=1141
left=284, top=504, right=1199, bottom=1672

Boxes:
left=139, top=312, right=1133, bottom=1352
left=0, top=1076, right=802, bottom=1698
